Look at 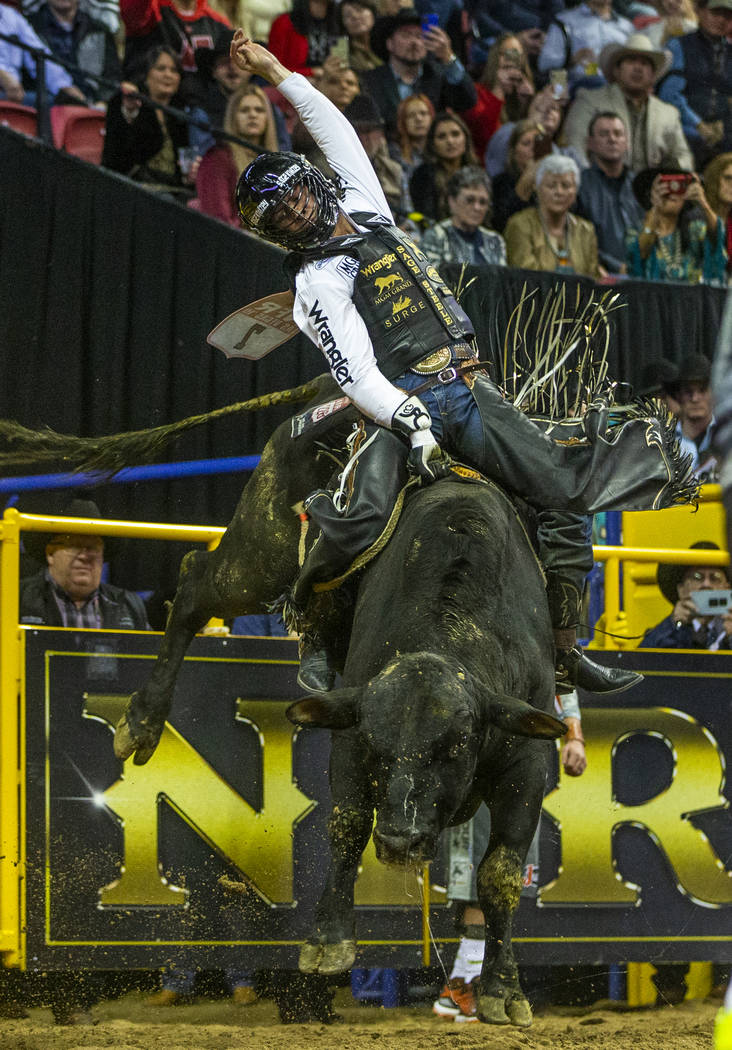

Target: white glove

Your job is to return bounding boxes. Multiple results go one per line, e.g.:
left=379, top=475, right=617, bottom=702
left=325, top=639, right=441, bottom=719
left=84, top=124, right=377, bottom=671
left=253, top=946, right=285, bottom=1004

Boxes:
left=391, top=394, right=432, bottom=436
left=407, top=430, right=452, bottom=483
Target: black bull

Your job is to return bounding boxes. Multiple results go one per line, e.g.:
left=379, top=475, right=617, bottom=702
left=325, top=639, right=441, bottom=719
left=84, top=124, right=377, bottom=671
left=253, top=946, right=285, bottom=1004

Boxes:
left=112, top=376, right=566, bottom=1027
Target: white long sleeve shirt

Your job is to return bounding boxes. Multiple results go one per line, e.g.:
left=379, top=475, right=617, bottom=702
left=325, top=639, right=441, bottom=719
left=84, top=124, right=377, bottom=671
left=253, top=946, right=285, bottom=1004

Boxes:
left=278, top=73, right=412, bottom=429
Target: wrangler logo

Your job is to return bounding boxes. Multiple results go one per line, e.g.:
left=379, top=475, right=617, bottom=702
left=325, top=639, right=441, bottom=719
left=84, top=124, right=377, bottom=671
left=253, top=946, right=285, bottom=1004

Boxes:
left=374, top=273, right=402, bottom=294
left=308, top=300, right=355, bottom=387
left=391, top=296, right=411, bottom=314
left=361, top=253, right=397, bottom=277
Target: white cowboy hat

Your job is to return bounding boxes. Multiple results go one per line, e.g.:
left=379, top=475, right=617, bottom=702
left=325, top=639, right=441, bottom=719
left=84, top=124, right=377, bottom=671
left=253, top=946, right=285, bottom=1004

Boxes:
left=599, top=33, right=672, bottom=83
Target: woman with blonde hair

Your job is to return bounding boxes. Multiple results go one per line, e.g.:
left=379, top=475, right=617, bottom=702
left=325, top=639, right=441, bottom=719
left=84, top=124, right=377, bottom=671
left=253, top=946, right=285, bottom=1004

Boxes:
left=196, top=82, right=279, bottom=227
left=463, top=33, right=534, bottom=159
left=704, top=152, right=732, bottom=277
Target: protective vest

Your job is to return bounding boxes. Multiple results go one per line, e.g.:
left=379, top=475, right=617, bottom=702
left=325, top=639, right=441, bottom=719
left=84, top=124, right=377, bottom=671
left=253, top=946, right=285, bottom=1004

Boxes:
left=288, top=215, right=474, bottom=380
left=679, top=32, right=732, bottom=147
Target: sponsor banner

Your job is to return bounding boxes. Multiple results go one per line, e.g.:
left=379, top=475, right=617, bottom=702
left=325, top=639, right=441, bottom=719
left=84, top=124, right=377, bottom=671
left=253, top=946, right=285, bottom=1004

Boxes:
left=207, top=293, right=298, bottom=360
left=21, top=633, right=732, bottom=970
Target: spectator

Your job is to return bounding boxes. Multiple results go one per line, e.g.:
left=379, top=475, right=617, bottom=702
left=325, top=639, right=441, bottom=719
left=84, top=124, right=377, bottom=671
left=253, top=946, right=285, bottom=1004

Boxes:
left=491, top=118, right=543, bottom=230
left=409, top=109, right=478, bottom=219
left=632, top=0, right=697, bottom=48
left=467, top=0, right=561, bottom=61
left=28, top=0, right=120, bottom=103
left=504, top=153, right=601, bottom=275
left=462, top=32, right=534, bottom=159
left=19, top=497, right=150, bottom=630
left=102, top=46, right=199, bottom=198
left=196, top=82, right=279, bottom=225
left=703, top=151, right=732, bottom=277
left=345, top=92, right=409, bottom=217
left=23, top=0, right=120, bottom=34
left=563, top=34, right=693, bottom=171
left=640, top=541, right=730, bottom=648
left=290, top=54, right=360, bottom=168
left=388, top=92, right=434, bottom=182
left=664, top=352, right=718, bottom=478
left=268, top=0, right=340, bottom=78
left=484, top=79, right=576, bottom=176
left=0, top=1, right=86, bottom=104
left=359, top=8, right=477, bottom=139
left=576, top=111, right=645, bottom=272
left=537, top=0, right=634, bottom=92
left=625, top=165, right=727, bottom=284
left=420, top=166, right=506, bottom=265
left=658, top=0, right=732, bottom=169
left=227, top=0, right=291, bottom=45
left=339, top=0, right=382, bottom=72
left=636, top=356, right=681, bottom=414
left=120, top=0, right=232, bottom=95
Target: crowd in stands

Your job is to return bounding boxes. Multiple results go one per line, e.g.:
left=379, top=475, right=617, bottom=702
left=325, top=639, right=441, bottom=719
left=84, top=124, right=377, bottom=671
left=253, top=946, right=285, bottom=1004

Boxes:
left=2, top=0, right=731, bottom=282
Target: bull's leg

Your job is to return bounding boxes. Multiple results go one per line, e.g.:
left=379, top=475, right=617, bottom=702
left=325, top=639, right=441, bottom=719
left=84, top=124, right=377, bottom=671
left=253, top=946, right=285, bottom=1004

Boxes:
left=475, top=750, right=548, bottom=1028
left=114, top=548, right=225, bottom=764
left=300, top=733, right=373, bottom=975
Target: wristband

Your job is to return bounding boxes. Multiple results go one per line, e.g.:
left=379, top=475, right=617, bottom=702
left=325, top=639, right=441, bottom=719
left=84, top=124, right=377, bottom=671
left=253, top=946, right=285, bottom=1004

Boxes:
left=391, top=394, right=432, bottom=436
left=564, top=718, right=585, bottom=744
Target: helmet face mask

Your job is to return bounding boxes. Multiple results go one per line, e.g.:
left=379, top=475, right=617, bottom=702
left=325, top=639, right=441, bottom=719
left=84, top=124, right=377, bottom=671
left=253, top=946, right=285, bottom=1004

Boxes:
left=236, top=152, right=341, bottom=250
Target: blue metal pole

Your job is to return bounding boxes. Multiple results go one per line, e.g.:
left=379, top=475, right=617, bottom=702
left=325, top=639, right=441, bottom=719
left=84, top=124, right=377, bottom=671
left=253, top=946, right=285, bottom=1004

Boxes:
left=0, top=455, right=261, bottom=494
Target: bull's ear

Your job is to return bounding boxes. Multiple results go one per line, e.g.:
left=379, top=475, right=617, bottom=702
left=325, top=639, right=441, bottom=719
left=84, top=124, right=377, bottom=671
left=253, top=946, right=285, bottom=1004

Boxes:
left=286, top=687, right=362, bottom=729
left=467, top=676, right=567, bottom=740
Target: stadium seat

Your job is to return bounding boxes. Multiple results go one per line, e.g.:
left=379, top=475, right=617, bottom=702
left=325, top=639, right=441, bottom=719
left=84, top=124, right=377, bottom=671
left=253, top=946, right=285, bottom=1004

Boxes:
left=0, top=102, right=38, bottom=137
left=50, top=106, right=105, bottom=164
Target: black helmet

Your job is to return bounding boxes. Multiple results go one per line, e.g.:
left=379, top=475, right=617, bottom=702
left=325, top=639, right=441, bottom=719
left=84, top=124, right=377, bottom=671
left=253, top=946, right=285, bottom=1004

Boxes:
left=236, top=151, right=341, bottom=250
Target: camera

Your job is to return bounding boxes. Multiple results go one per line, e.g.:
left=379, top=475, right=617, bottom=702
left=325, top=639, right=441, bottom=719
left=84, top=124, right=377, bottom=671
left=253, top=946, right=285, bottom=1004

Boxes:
left=659, top=173, right=693, bottom=196
left=690, top=589, right=732, bottom=616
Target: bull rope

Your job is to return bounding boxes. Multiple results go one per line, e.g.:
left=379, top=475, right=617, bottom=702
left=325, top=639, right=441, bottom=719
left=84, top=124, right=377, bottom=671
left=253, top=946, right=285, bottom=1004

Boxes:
left=0, top=380, right=321, bottom=476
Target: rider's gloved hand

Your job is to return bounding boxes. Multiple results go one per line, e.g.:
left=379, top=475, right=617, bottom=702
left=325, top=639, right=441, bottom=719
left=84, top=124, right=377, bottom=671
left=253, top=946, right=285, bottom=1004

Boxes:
left=407, top=431, right=453, bottom=483
left=391, top=394, right=432, bottom=437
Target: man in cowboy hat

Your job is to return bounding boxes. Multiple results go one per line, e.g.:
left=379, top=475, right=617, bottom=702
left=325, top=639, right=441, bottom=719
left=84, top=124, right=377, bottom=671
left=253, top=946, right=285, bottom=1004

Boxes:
left=19, top=497, right=149, bottom=630
left=658, top=0, right=732, bottom=168
left=664, top=353, right=717, bottom=479
left=359, top=8, right=475, bottom=137
left=564, top=32, right=693, bottom=170
left=640, top=540, right=731, bottom=648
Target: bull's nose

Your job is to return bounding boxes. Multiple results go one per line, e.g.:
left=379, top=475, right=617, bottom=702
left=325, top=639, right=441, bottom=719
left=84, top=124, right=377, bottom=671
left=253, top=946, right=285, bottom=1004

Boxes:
left=373, top=828, right=434, bottom=866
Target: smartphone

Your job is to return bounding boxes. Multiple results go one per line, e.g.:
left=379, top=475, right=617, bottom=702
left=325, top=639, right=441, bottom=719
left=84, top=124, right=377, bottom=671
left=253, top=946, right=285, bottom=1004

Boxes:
left=421, top=12, right=439, bottom=34
left=533, top=133, right=553, bottom=159
left=549, top=68, right=567, bottom=100
left=690, top=589, right=732, bottom=616
left=659, top=173, right=693, bottom=196
left=330, top=36, right=350, bottom=62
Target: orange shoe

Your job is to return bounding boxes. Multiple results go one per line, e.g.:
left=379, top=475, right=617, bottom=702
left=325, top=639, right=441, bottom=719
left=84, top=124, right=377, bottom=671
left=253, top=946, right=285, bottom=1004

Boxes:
left=232, top=985, right=258, bottom=1006
left=432, top=978, right=477, bottom=1018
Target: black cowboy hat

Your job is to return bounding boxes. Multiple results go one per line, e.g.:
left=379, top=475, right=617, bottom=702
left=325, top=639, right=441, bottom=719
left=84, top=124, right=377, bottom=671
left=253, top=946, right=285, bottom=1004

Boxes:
left=631, top=165, right=691, bottom=211
left=657, top=541, right=728, bottom=605
left=194, top=29, right=236, bottom=78
left=370, top=9, right=422, bottom=63
left=21, top=496, right=114, bottom=564
left=345, top=93, right=385, bottom=131
left=637, top=358, right=679, bottom=398
left=674, top=353, right=712, bottom=387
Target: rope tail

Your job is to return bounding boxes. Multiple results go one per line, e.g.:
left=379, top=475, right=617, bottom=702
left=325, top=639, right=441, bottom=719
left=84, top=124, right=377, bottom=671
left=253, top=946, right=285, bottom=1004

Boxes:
left=0, top=380, right=321, bottom=476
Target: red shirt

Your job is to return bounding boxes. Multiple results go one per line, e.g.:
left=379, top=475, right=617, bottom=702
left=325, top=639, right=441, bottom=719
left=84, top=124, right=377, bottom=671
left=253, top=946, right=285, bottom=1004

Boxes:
left=462, top=84, right=504, bottom=162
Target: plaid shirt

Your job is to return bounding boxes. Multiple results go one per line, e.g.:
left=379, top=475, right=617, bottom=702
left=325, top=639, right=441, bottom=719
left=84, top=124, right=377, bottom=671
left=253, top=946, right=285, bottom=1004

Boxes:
left=48, top=572, right=103, bottom=629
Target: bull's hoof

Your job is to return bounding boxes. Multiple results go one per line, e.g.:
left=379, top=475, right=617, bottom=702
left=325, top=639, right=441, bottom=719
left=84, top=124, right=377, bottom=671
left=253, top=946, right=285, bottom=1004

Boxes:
left=477, top=995, right=510, bottom=1025
left=113, top=707, right=162, bottom=766
left=506, top=996, right=533, bottom=1028
left=298, top=940, right=356, bottom=975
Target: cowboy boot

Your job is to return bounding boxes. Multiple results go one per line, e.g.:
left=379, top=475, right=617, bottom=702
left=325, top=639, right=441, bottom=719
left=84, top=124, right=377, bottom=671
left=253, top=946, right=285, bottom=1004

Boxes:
left=549, top=577, right=643, bottom=695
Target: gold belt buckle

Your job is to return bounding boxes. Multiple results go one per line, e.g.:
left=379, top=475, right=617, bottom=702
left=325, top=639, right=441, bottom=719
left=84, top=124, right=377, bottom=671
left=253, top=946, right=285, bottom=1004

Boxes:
left=411, top=347, right=453, bottom=374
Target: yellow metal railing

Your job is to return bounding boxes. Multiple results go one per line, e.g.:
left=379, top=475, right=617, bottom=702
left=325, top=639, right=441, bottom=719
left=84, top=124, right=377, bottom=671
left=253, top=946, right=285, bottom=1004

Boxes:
left=0, top=508, right=226, bottom=966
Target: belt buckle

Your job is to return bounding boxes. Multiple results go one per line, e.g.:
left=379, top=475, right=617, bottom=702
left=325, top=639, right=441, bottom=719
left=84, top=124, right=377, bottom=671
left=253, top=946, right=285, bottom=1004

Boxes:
left=437, top=366, right=458, bottom=384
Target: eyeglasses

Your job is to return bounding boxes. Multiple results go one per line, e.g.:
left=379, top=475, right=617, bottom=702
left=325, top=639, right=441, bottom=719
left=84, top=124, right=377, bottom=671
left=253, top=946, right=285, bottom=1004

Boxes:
left=459, top=194, right=490, bottom=206
left=684, top=570, right=727, bottom=585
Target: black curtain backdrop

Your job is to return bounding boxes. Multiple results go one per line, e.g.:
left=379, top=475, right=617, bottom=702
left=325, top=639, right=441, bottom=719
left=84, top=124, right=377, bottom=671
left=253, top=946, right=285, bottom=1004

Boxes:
left=0, top=127, right=726, bottom=596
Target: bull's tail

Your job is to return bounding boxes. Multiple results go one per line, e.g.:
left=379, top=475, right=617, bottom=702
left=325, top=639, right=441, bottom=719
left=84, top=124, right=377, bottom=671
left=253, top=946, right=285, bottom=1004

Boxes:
left=0, top=380, right=320, bottom=476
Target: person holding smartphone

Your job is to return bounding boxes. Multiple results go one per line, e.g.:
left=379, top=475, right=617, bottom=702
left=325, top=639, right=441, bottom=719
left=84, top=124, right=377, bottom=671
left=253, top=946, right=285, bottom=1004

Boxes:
left=625, top=164, right=727, bottom=283
left=640, top=541, right=732, bottom=650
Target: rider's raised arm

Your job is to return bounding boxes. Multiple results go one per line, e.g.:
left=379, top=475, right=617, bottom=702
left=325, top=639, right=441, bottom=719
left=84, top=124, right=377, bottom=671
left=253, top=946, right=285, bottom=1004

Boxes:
left=230, top=32, right=392, bottom=221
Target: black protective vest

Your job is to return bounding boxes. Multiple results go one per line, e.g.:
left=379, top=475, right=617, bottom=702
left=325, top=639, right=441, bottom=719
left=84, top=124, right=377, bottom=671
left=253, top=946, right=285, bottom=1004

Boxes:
left=288, top=215, right=474, bottom=380
left=679, top=31, right=732, bottom=147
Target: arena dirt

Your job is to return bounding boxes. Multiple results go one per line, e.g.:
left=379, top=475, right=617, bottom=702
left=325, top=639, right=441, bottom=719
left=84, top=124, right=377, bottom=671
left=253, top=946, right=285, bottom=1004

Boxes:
left=0, top=988, right=719, bottom=1050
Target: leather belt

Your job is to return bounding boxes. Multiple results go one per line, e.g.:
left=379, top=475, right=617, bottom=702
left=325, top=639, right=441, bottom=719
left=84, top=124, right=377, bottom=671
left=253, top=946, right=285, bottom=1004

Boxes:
left=407, top=360, right=488, bottom=400
left=410, top=342, right=474, bottom=375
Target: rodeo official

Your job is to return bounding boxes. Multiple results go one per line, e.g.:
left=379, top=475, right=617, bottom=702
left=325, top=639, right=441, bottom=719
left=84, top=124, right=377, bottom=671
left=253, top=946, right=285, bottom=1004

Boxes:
left=230, top=32, right=695, bottom=697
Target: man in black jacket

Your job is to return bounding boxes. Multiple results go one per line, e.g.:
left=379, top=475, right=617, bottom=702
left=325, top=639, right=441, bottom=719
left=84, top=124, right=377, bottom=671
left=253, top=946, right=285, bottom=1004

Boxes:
left=360, top=9, right=476, bottom=138
left=20, top=498, right=149, bottom=631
